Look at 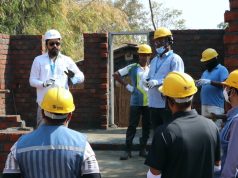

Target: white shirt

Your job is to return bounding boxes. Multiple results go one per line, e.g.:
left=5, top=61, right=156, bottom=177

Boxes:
left=29, top=52, right=84, bottom=105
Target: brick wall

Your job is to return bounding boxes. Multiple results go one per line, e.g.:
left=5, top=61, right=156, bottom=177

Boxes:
left=0, top=30, right=228, bottom=129
left=0, top=115, right=32, bottom=171
left=224, top=0, right=238, bottom=71
left=0, top=35, right=43, bottom=123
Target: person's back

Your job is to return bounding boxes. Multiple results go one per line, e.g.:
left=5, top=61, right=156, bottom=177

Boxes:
left=158, top=111, right=219, bottom=178
left=3, top=87, right=101, bottom=178
left=145, top=72, right=220, bottom=178
left=16, top=125, right=91, bottom=178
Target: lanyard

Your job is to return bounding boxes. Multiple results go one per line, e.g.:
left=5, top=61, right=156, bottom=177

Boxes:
left=154, top=51, right=173, bottom=74
left=49, top=58, right=56, bottom=76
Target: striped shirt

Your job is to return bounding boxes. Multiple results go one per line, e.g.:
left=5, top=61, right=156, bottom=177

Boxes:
left=3, top=124, right=100, bottom=178
left=118, top=63, right=149, bottom=106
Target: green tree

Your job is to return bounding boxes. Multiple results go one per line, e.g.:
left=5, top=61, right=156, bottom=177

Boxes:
left=111, top=0, right=147, bottom=31
left=0, top=0, right=130, bottom=60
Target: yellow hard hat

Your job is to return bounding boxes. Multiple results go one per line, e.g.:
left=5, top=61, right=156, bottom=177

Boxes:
left=222, top=70, right=238, bottom=89
left=200, top=48, right=218, bottom=62
left=41, top=87, right=75, bottom=114
left=138, top=44, right=152, bottom=54
left=154, top=27, right=172, bottom=40
left=159, top=72, right=197, bottom=98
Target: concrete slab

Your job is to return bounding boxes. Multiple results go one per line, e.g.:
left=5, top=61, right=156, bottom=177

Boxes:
left=95, top=150, right=148, bottom=178
left=79, top=127, right=153, bottom=150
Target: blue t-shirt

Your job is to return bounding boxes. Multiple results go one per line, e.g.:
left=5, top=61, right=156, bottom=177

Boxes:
left=200, top=64, right=229, bottom=108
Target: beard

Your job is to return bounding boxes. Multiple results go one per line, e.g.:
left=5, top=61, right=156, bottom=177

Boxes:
left=48, top=47, right=59, bottom=58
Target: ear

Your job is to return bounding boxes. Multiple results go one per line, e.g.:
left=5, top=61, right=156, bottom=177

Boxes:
left=167, top=97, right=175, bottom=106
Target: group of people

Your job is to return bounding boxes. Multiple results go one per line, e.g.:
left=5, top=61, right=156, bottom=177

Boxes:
left=114, top=27, right=238, bottom=178
left=2, top=29, right=101, bottom=178
left=1, top=27, right=238, bottom=178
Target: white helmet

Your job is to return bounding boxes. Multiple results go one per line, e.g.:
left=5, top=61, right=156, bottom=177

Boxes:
left=44, top=29, right=62, bottom=41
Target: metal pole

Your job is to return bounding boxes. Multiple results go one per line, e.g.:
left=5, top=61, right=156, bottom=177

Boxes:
left=107, top=31, right=150, bottom=128
left=108, top=33, right=117, bottom=128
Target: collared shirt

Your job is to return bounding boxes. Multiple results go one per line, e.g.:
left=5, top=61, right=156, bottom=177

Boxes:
left=29, top=52, right=84, bottom=105
left=147, top=50, right=184, bottom=108
left=3, top=124, right=100, bottom=178
left=118, top=63, right=149, bottom=106
left=220, top=106, right=238, bottom=178
left=200, top=64, right=229, bottom=108
left=145, top=109, right=220, bottom=178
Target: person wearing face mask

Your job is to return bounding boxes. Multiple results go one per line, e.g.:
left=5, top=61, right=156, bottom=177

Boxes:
left=196, top=48, right=229, bottom=130
left=144, top=27, right=184, bottom=131
left=145, top=71, right=221, bottom=178
left=113, top=44, right=152, bottom=160
left=216, top=70, right=238, bottom=178
left=29, top=29, right=84, bottom=127
left=2, top=87, right=101, bottom=178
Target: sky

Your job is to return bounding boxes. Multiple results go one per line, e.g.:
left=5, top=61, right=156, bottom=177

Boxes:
left=141, top=0, right=230, bottom=29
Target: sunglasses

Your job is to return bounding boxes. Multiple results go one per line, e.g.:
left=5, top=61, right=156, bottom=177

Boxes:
left=48, top=42, right=61, bottom=47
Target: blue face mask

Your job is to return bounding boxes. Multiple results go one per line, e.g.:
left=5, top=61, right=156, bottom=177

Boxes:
left=156, top=46, right=166, bottom=55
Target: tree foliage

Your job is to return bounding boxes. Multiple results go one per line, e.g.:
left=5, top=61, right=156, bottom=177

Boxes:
left=0, top=0, right=130, bottom=60
left=0, top=0, right=186, bottom=59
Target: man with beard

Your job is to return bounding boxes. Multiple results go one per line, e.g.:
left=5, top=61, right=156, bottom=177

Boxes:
left=196, top=48, right=228, bottom=130
left=29, top=29, right=84, bottom=127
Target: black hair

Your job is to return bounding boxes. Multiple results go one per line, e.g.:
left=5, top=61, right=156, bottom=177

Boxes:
left=42, top=110, right=68, bottom=125
left=167, top=97, right=192, bottom=109
left=167, top=36, right=174, bottom=45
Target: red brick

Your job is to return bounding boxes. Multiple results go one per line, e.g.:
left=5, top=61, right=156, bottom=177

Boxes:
left=100, top=43, right=108, bottom=49
left=224, top=35, right=238, bottom=44
left=99, top=83, right=107, bottom=89
left=9, top=133, right=22, bottom=142
left=227, top=23, right=238, bottom=32
left=230, top=0, right=238, bottom=9
left=0, top=133, right=9, bottom=141
left=224, top=58, right=238, bottom=68
left=225, top=11, right=238, bottom=22
left=3, top=143, right=13, bottom=152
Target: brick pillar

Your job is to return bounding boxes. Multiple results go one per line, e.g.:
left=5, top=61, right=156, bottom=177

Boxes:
left=224, top=0, right=238, bottom=71
left=70, top=33, right=108, bottom=129
left=0, top=34, right=11, bottom=115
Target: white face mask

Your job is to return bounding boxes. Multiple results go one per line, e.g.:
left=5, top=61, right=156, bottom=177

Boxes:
left=223, top=88, right=230, bottom=103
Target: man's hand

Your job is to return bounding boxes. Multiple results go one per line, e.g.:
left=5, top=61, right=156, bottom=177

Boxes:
left=196, top=79, right=211, bottom=86
left=64, top=69, right=75, bottom=78
left=126, top=84, right=134, bottom=93
left=43, top=79, right=55, bottom=87
left=147, top=80, right=159, bottom=89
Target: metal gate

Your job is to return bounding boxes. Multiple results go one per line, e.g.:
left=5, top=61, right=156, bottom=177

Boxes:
left=108, top=32, right=150, bottom=127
